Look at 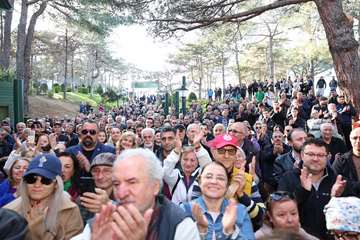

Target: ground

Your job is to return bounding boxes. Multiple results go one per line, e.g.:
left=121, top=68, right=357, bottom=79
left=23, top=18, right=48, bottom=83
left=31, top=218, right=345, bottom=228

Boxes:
left=29, top=95, right=79, bottom=118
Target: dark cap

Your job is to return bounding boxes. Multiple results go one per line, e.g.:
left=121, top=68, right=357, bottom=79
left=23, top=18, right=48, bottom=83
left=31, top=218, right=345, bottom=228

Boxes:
left=24, top=154, right=62, bottom=180
left=174, top=124, right=186, bottom=131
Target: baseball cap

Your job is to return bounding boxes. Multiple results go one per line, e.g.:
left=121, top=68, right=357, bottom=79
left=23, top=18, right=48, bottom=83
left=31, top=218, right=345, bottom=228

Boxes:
left=23, top=154, right=62, bottom=180
left=90, top=153, right=116, bottom=171
left=0, top=209, right=28, bottom=239
left=207, top=134, right=238, bottom=149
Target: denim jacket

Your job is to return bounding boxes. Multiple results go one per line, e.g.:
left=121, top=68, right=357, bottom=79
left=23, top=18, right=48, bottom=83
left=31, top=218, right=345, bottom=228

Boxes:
left=181, top=197, right=255, bottom=240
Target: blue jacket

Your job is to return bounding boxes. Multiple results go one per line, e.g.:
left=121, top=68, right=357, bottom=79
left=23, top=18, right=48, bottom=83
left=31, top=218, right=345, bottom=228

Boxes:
left=0, top=179, right=16, bottom=207
left=181, top=197, right=255, bottom=240
left=66, top=142, right=115, bottom=163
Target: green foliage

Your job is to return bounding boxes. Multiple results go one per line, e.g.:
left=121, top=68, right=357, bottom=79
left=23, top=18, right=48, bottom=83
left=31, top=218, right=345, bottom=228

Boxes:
left=101, top=89, right=120, bottom=102
left=0, top=70, right=15, bottom=81
left=96, top=85, right=104, bottom=95
left=40, top=83, right=48, bottom=93
left=53, top=83, right=61, bottom=93
left=47, top=90, right=54, bottom=98
left=78, top=87, right=89, bottom=94
left=67, top=87, right=72, bottom=92
left=188, top=92, right=197, bottom=102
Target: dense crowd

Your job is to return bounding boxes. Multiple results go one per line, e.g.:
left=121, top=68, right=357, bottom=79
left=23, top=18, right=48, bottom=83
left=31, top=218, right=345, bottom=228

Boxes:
left=0, top=77, right=359, bottom=240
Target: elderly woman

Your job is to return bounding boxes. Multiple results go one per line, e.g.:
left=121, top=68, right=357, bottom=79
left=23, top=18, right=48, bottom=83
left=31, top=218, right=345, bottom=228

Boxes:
left=213, top=123, right=225, bottom=137
left=4, top=154, right=83, bottom=239
left=163, top=134, right=212, bottom=205
left=182, top=161, right=255, bottom=240
left=255, top=191, right=318, bottom=240
left=0, top=153, right=30, bottom=207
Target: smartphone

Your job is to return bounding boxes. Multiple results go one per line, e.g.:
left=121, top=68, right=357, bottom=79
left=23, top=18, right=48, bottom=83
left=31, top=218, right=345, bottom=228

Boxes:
left=28, top=130, right=36, bottom=144
left=78, top=176, right=96, bottom=194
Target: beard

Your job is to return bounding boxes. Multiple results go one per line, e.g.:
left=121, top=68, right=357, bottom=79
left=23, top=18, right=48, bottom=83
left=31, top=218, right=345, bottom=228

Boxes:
left=143, top=143, right=153, bottom=149
left=82, top=136, right=95, bottom=148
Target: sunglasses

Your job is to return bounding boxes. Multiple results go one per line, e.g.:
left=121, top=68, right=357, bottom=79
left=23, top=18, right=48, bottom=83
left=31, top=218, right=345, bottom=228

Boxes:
left=217, top=148, right=237, bottom=156
left=81, top=129, right=97, bottom=135
left=269, top=191, right=295, bottom=201
left=24, top=174, right=54, bottom=185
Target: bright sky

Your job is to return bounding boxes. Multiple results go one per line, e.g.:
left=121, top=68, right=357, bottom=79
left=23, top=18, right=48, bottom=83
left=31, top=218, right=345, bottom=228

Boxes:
left=107, top=25, right=177, bottom=72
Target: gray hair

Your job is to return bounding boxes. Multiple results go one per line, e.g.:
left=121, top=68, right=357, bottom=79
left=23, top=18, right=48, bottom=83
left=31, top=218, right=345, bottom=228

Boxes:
left=141, top=128, right=155, bottom=137
left=236, top=147, right=246, bottom=160
left=19, top=175, right=64, bottom=234
left=186, top=123, right=200, bottom=133
left=320, top=122, right=334, bottom=132
left=116, top=148, right=163, bottom=187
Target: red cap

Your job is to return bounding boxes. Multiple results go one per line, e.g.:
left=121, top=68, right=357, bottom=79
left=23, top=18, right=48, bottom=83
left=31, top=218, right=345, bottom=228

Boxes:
left=207, top=134, right=238, bottom=149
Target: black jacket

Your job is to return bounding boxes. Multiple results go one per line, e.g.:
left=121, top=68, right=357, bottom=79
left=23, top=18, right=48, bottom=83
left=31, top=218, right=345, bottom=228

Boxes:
left=332, top=151, right=360, bottom=197
left=273, top=151, right=297, bottom=186
left=278, top=165, right=353, bottom=240
left=260, top=143, right=291, bottom=187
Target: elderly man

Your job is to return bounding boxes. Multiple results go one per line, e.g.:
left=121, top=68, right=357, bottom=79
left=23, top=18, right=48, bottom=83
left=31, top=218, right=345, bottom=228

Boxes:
left=332, top=127, right=360, bottom=197
left=278, top=138, right=352, bottom=240
left=66, top=120, right=115, bottom=173
left=77, top=148, right=200, bottom=240
left=140, top=128, right=159, bottom=153
left=227, top=122, right=260, bottom=174
left=319, top=122, right=347, bottom=163
left=208, top=134, right=265, bottom=231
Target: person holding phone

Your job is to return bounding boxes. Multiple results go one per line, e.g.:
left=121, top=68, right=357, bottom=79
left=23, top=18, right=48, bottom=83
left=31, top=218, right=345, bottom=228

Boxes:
left=78, top=153, right=116, bottom=223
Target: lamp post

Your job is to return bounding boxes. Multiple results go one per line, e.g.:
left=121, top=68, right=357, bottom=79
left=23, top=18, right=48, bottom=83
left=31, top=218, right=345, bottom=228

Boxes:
left=177, top=76, right=188, bottom=116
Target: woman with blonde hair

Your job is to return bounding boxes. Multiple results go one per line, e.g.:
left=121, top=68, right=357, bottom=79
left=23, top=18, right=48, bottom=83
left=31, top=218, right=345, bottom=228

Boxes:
left=5, top=154, right=83, bottom=239
left=116, top=131, right=137, bottom=155
left=0, top=154, right=30, bottom=207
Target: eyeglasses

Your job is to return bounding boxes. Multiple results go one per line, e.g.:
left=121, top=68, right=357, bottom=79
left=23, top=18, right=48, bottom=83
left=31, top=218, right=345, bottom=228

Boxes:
left=269, top=191, right=295, bottom=201
left=91, top=168, right=113, bottom=176
left=81, top=129, right=97, bottom=136
left=217, top=148, right=237, bottom=156
left=228, top=129, right=243, bottom=134
left=24, top=174, right=54, bottom=185
left=304, top=152, right=327, bottom=159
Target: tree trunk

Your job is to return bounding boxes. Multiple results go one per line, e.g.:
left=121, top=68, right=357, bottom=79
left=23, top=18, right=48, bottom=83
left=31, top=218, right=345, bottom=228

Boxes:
left=268, top=35, right=274, bottom=83
left=198, top=58, right=203, bottom=99
left=235, top=41, right=241, bottom=86
left=0, top=0, right=14, bottom=70
left=24, top=1, right=48, bottom=114
left=71, top=49, right=74, bottom=91
left=221, top=52, right=225, bottom=99
left=16, top=0, right=28, bottom=82
left=64, top=28, right=68, bottom=99
left=315, top=0, right=360, bottom=109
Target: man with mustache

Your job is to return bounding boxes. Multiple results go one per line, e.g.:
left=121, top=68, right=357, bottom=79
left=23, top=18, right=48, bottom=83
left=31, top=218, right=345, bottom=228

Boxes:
left=66, top=120, right=115, bottom=174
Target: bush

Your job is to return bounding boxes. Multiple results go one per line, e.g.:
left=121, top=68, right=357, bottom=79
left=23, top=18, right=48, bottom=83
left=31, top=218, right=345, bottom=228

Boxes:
left=78, top=87, right=89, bottom=94
left=188, top=92, right=197, bottom=102
left=66, top=87, right=72, bottom=92
left=40, top=83, right=48, bottom=93
left=47, top=90, right=54, bottom=98
left=53, top=83, right=60, bottom=93
left=96, top=85, right=104, bottom=95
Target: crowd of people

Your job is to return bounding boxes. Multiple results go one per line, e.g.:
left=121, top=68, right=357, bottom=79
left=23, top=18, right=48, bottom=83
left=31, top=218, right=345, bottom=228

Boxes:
left=0, top=76, right=359, bottom=240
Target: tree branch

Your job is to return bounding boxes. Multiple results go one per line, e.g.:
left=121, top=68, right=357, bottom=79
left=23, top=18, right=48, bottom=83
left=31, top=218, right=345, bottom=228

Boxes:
left=151, top=0, right=311, bottom=32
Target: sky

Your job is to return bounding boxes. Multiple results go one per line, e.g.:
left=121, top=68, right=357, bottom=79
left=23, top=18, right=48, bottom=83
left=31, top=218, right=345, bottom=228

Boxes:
left=107, top=25, right=177, bottom=72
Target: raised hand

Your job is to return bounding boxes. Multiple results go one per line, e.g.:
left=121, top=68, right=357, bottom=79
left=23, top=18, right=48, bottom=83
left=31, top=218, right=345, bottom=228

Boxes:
left=222, top=199, right=237, bottom=234
left=80, top=188, right=110, bottom=213
left=331, top=175, right=346, bottom=197
left=174, top=130, right=183, bottom=155
left=192, top=203, right=208, bottom=234
left=111, top=204, right=153, bottom=240
left=193, top=130, right=204, bottom=148
left=13, top=134, right=22, bottom=151
left=249, top=155, right=257, bottom=179
left=91, top=203, right=116, bottom=240
left=77, top=152, right=91, bottom=172
left=300, top=167, right=312, bottom=191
